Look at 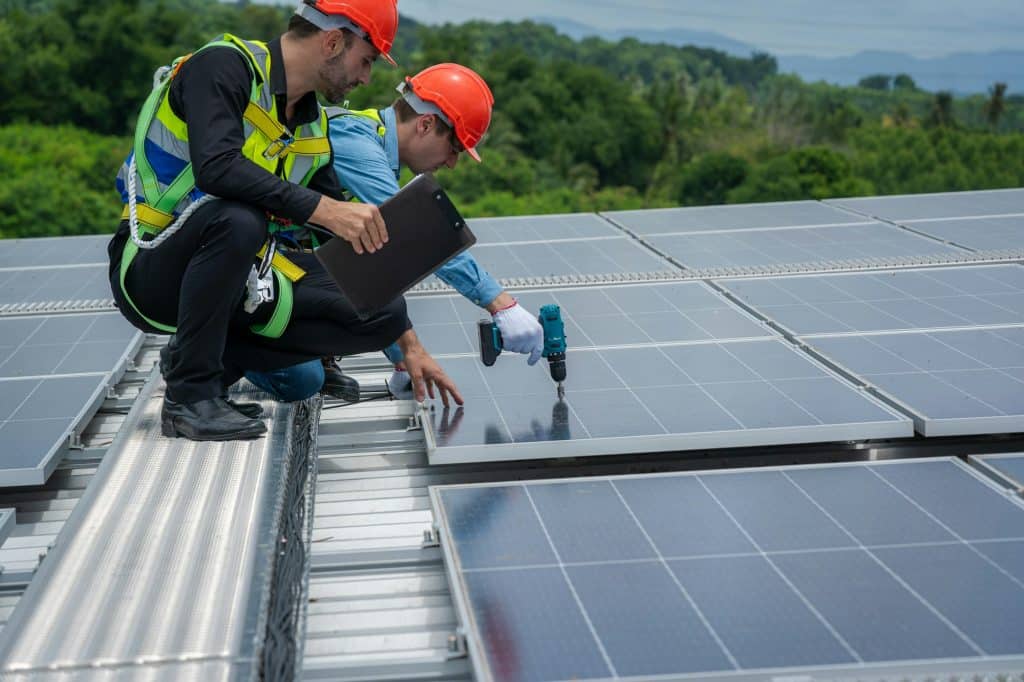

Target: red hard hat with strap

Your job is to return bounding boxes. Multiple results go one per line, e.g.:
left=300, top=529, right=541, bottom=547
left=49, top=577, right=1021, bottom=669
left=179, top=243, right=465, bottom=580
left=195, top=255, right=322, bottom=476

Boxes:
left=297, top=0, right=399, bottom=66
left=400, top=63, right=494, bottom=162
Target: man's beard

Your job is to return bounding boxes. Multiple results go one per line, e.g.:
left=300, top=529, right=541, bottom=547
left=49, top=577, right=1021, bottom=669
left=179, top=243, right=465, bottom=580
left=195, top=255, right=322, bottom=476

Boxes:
left=319, top=52, right=357, bottom=103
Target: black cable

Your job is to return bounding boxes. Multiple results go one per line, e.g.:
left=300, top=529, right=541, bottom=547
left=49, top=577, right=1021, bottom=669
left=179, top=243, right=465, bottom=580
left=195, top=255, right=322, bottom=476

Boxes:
left=320, top=393, right=396, bottom=410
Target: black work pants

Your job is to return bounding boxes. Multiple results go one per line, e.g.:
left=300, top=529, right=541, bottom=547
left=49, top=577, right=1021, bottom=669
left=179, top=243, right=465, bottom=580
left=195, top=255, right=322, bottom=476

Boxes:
left=108, top=200, right=410, bottom=404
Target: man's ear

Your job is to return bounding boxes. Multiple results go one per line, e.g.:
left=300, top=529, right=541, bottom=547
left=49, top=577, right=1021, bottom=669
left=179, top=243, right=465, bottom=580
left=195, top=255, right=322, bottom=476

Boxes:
left=323, top=29, right=344, bottom=57
left=417, top=114, right=434, bottom=136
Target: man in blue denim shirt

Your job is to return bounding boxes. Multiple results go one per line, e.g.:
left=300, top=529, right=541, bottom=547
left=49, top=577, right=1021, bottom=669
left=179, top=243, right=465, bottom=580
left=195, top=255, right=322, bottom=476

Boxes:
left=246, top=64, right=543, bottom=401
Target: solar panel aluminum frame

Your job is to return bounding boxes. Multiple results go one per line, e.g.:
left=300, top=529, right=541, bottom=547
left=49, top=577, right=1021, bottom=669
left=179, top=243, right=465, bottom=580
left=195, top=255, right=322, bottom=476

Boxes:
left=969, top=453, right=1024, bottom=496
left=800, top=329, right=1024, bottom=438
left=0, top=508, right=15, bottom=546
left=428, top=457, right=1024, bottom=682
left=418, top=365, right=913, bottom=466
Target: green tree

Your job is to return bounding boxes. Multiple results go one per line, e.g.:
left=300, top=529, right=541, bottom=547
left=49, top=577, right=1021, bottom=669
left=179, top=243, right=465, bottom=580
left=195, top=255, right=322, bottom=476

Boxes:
left=858, top=74, right=892, bottom=91
left=729, top=147, right=873, bottom=203
left=677, top=153, right=749, bottom=206
left=892, top=73, right=917, bottom=91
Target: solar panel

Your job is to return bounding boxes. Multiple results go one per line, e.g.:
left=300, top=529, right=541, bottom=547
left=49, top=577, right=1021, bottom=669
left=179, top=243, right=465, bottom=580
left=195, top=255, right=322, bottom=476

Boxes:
left=423, top=338, right=911, bottom=464
left=807, top=326, right=1024, bottom=436
left=466, top=214, right=624, bottom=244
left=0, top=375, right=109, bottom=486
left=0, top=508, right=14, bottom=546
left=902, top=216, right=1024, bottom=252
left=0, top=234, right=110, bottom=269
left=0, top=313, right=142, bottom=486
left=603, top=200, right=867, bottom=236
left=717, top=265, right=1024, bottom=336
left=643, top=223, right=964, bottom=273
left=408, top=282, right=771, bottom=357
left=0, top=265, right=113, bottom=312
left=0, top=313, right=143, bottom=379
left=827, top=188, right=1024, bottom=222
left=431, top=458, right=1024, bottom=682
left=469, top=238, right=677, bottom=281
left=970, top=453, right=1024, bottom=493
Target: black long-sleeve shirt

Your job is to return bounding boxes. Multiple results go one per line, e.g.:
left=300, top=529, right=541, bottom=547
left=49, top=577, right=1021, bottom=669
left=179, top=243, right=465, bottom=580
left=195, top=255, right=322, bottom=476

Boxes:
left=167, top=37, right=342, bottom=224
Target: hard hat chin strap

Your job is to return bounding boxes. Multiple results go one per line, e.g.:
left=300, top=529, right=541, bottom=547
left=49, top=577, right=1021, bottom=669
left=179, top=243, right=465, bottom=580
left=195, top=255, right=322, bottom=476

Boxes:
left=396, top=82, right=453, bottom=129
left=294, top=3, right=367, bottom=39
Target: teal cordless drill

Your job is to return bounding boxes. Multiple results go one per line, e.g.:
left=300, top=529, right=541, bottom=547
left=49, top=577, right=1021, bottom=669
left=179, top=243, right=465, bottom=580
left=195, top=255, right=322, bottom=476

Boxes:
left=479, top=304, right=567, bottom=400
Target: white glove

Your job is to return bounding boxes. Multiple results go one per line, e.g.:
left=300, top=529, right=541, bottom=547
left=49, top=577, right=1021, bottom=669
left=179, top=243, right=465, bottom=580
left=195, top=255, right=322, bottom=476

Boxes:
left=386, top=368, right=414, bottom=400
left=493, top=301, right=544, bottom=366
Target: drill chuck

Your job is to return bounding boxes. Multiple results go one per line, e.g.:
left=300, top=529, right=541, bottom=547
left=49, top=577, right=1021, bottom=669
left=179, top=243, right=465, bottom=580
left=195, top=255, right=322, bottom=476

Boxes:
left=547, top=353, right=567, bottom=383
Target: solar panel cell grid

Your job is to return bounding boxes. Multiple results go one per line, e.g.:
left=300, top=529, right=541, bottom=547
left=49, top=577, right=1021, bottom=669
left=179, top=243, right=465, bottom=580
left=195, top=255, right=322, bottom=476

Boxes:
left=646, top=223, right=963, bottom=271
left=469, top=238, right=676, bottom=280
left=434, top=459, right=1024, bottom=682
left=904, top=215, right=1024, bottom=252
left=0, top=235, right=110, bottom=269
left=407, top=282, right=770, bottom=357
left=424, top=339, right=910, bottom=463
left=466, top=213, right=624, bottom=243
left=0, top=314, right=141, bottom=380
left=0, top=375, right=108, bottom=485
left=807, top=326, right=1024, bottom=436
left=719, top=265, right=1024, bottom=336
left=827, top=189, right=1024, bottom=222
left=603, top=201, right=866, bottom=236
left=0, top=266, right=112, bottom=308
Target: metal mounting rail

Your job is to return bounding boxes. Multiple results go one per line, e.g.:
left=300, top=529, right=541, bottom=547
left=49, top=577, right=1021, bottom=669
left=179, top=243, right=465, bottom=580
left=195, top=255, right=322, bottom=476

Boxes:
left=0, top=374, right=321, bottom=681
left=407, top=248, right=1024, bottom=295
left=0, top=299, right=117, bottom=316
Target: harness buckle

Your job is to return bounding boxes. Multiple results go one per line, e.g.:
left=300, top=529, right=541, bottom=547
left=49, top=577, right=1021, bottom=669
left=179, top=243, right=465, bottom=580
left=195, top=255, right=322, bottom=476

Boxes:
left=263, top=134, right=294, bottom=160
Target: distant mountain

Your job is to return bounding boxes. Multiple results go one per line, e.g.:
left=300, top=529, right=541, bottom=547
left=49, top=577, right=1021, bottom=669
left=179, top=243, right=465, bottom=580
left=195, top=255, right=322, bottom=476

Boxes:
left=533, top=16, right=1021, bottom=94
left=778, top=50, right=1024, bottom=95
left=534, top=16, right=758, bottom=57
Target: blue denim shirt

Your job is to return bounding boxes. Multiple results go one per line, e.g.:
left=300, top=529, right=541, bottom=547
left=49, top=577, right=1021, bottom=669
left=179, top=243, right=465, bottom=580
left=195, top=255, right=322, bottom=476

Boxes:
left=329, top=107, right=502, bottom=365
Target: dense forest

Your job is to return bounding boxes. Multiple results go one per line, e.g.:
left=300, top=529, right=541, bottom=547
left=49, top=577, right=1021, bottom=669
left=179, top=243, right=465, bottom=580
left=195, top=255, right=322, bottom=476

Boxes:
left=1, top=0, right=1022, bottom=238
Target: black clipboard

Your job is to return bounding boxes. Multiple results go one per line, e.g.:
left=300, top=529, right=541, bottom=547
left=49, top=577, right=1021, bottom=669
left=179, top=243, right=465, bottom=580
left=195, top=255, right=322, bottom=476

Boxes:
left=314, top=173, right=475, bottom=318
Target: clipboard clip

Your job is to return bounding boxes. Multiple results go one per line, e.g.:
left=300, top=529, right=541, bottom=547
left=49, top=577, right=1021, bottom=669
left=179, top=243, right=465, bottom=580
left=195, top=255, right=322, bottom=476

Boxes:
left=432, top=189, right=466, bottom=231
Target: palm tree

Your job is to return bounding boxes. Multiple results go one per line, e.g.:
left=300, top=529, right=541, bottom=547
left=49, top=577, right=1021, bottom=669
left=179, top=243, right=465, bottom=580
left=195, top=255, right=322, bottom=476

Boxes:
left=984, top=82, right=1008, bottom=130
left=927, top=91, right=955, bottom=128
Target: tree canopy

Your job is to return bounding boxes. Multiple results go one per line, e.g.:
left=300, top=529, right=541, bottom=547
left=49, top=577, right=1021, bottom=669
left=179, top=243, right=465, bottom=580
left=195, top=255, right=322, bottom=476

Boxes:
left=1, top=0, right=1021, bottom=237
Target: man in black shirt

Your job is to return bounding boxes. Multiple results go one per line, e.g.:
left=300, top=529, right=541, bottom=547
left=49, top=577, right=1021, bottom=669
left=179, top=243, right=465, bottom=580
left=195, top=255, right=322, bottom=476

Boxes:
left=110, top=1, right=462, bottom=441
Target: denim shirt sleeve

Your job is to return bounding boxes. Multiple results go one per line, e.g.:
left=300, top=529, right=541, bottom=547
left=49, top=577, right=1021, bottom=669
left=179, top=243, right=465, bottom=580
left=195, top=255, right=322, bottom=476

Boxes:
left=434, top=252, right=503, bottom=307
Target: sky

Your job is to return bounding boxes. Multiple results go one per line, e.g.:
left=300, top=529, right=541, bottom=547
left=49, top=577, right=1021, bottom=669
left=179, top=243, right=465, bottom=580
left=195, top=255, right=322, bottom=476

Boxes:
left=392, top=0, right=1024, bottom=57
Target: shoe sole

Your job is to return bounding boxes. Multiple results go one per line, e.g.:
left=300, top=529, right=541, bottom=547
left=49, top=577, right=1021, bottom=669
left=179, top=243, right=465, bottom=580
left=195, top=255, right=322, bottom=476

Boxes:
left=161, top=417, right=266, bottom=441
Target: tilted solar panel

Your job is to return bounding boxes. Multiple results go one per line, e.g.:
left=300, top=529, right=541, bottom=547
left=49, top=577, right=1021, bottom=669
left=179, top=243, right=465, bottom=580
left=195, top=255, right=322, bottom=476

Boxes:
left=432, top=458, right=1024, bottom=682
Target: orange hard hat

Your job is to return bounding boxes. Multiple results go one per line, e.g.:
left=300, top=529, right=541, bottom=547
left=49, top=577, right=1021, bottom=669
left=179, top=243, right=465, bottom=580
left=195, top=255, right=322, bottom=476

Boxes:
left=298, top=0, right=399, bottom=66
left=400, top=64, right=494, bottom=162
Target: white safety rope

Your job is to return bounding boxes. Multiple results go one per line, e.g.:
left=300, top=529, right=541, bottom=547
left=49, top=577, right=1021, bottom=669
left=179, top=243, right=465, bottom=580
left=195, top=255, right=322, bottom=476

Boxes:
left=126, top=155, right=216, bottom=250
left=126, top=64, right=216, bottom=250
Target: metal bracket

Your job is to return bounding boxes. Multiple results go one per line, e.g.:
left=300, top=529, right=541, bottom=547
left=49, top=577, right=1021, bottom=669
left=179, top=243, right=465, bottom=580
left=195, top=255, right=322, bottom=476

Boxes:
left=422, top=526, right=440, bottom=548
left=446, top=629, right=468, bottom=659
left=406, top=403, right=430, bottom=432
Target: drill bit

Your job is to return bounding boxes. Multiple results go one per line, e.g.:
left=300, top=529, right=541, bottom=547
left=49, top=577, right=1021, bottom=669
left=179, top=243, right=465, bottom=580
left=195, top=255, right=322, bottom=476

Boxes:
left=557, top=382, right=565, bottom=401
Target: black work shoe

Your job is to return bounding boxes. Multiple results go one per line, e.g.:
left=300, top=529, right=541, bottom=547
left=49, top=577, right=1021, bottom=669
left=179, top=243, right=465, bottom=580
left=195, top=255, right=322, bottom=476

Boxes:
left=161, top=397, right=266, bottom=441
left=323, top=363, right=360, bottom=402
left=223, top=397, right=263, bottom=419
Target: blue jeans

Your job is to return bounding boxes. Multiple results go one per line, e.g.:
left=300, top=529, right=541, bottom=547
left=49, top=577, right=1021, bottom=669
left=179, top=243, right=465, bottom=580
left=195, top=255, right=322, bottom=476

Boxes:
left=245, top=360, right=324, bottom=402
